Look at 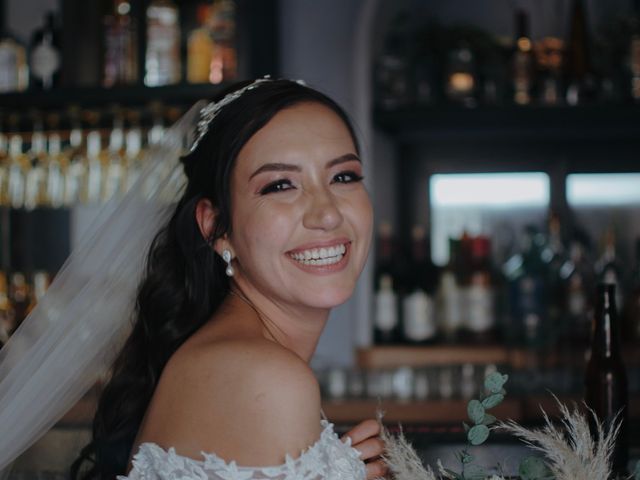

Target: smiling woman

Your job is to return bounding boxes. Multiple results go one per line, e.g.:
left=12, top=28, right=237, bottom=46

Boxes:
left=52, top=78, right=383, bottom=480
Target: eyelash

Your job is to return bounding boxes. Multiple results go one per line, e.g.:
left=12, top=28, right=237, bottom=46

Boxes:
left=259, top=171, right=364, bottom=195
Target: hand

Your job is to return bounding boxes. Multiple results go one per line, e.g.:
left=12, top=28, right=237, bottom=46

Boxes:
left=341, top=419, right=388, bottom=479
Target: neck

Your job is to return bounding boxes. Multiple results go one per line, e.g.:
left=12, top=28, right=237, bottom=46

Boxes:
left=229, top=278, right=330, bottom=362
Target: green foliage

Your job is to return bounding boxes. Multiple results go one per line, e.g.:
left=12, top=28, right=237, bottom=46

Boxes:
left=447, top=372, right=509, bottom=479
left=518, top=456, right=553, bottom=480
left=467, top=425, right=490, bottom=445
left=447, top=371, right=555, bottom=480
left=633, top=460, right=640, bottom=480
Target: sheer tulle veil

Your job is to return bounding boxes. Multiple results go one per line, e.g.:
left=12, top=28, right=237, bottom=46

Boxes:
left=0, top=101, right=203, bottom=476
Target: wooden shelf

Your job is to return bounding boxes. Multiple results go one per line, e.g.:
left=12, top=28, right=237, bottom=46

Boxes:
left=357, top=345, right=508, bottom=368
left=357, top=345, right=640, bottom=370
left=323, top=395, right=640, bottom=425
left=322, top=398, right=521, bottom=424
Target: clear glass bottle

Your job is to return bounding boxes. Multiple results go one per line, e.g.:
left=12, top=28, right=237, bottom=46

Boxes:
left=145, top=0, right=181, bottom=86
left=28, top=12, right=61, bottom=90
left=0, top=29, right=29, bottom=92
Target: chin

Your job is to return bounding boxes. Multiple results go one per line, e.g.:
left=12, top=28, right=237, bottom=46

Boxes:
left=303, top=285, right=355, bottom=309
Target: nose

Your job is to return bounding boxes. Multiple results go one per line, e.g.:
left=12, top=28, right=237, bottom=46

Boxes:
left=302, top=187, right=344, bottom=231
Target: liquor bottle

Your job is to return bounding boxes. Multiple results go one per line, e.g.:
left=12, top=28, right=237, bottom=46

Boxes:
left=0, top=132, right=8, bottom=207
left=375, top=13, right=411, bottom=110
left=83, top=131, right=104, bottom=205
left=512, top=10, right=534, bottom=105
left=26, top=271, right=50, bottom=315
left=63, top=117, right=86, bottom=208
left=187, top=4, right=215, bottom=84
left=374, top=222, right=400, bottom=344
left=145, top=0, right=181, bottom=86
left=209, top=0, right=238, bottom=83
left=0, top=28, right=29, bottom=92
left=28, top=12, right=61, bottom=90
left=102, top=114, right=125, bottom=201
left=103, top=0, right=138, bottom=87
left=402, top=225, right=439, bottom=344
left=564, top=0, right=597, bottom=105
left=8, top=272, right=30, bottom=329
left=437, top=237, right=464, bottom=342
left=445, top=43, right=477, bottom=107
left=541, top=213, right=566, bottom=341
left=7, top=135, right=28, bottom=209
left=463, top=235, right=497, bottom=343
left=503, top=226, right=548, bottom=346
left=584, top=283, right=628, bottom=479
left=630, top=0, right=640, bottom=102
left=595, top=229, right=625, bottom=314
left=0, top=272, right=13, bottom=344
left=559, top=239, right=595, bottom=345
left=24, top=130, right=47, bottom=211
left=623, top=238, right=640, bottom=342
left=46, top=132, right=65, bottom=208
left=123, top=126, right=143, bottom=193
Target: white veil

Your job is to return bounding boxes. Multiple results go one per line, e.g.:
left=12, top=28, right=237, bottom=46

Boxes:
left=0, top=101, right=203, bottom=476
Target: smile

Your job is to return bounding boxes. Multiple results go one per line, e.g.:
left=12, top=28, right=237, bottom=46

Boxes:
left=289, top=243, right=347, bottom=266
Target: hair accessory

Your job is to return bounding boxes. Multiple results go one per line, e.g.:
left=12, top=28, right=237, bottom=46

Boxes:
left=190, top=75, right=274, bottom=153
left=222, top=249, right=234, bottom=277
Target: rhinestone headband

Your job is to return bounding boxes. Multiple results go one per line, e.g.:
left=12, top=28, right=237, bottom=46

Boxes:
left=189, top=76, right=307, bottom=153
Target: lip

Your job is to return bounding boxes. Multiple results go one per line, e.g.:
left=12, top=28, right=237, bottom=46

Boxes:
left=287, top=237, right=351, bottom=254
left=286, top=240, right=352, bottom=275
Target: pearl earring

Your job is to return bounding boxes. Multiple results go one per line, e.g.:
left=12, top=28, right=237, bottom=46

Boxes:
left=222, top=249, right=234, bottom=277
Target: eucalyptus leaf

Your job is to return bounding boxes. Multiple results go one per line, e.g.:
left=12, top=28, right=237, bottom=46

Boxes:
left=633, top=460, right=640, bottom=480
left=467, top=424, right=490, bottom=445
left=519, top=456, right=552, bottom=480
left=482, top=413, right=497, bottom=425
left=461, top=452, right=474, bottom=464
left=467, top=399, right=485, bottom=424
left=484, top=372, right=508, bottom=393
left=482, top=393, right=504, bottom=409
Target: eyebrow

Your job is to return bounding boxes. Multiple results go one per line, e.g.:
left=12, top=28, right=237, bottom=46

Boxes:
left=249, top=153, right=361, bottom=180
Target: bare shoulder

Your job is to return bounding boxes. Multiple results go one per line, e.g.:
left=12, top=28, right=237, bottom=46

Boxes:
left=136, top=338, right=322, bottom=465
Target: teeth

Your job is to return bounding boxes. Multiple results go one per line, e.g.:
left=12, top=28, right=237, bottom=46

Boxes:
left=289, top=243, right=348, bottom=266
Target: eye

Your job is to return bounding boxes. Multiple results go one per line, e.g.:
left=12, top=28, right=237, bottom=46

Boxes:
left=332, top=171, right=364, bottom=184
left=260, top=179, right=295, bottom=195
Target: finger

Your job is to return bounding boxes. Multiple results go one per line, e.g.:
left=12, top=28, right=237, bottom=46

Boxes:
left=365, top=458, right=388, bottom=480
left=352, top=437, right=385, bottom=462
left=341, top=419, right=381, bottom=445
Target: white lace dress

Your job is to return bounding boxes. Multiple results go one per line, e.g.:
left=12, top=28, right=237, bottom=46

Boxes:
left=118, top=419, right=367, bottom=480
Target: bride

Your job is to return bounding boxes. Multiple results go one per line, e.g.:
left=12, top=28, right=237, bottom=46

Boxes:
left=63, top=78, right=386, bottom=479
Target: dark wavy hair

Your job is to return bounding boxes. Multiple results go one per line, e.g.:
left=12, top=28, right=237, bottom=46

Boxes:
left=69, top=79, right=359, bottom=480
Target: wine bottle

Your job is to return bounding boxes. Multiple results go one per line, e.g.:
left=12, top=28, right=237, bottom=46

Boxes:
left=401, top=225, right=438, bottom=344
left=373, top=222, right=400, bottom=344
left=564, top=0, right=597, bottom=105
left=463, top=235, right=497, bottom=343
left=0, top=28, right=29, bottom=92
left=187, top=4, right=215, bottom=84
left=28, top=12, right=61, bottom=90
left=584, top=283, right=628, bottom=479
left=437, top=237, right=463, bottom=343
left=512, top=9, right=533, bottom=105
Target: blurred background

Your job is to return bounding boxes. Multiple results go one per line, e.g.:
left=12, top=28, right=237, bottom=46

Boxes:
left=1, top=0, right=639, bottom=477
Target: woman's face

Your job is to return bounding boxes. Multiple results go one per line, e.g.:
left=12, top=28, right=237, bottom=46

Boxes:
left=226, top=101, right=373, bottom=310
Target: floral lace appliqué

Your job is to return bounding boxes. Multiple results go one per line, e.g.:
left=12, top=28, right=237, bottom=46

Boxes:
left=117, top=419, right=366, bottom=480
